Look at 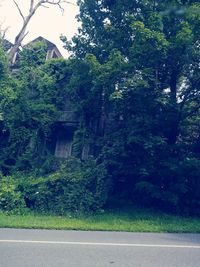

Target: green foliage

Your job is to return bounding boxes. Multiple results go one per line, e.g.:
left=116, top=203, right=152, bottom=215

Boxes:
left=62, top=0, right=200, bottom=215
left=19, top=41, right=47, bottom=68
left=0, top=45, right=16, bottom=113
left=0, top=173, right=25, bottom=213
left=1, top=205, right=200, bottom=233
left=0, top=43, right=73, bottom=174
left=19, top=157, right=110, bottom=214
left=0, top=1, right=200, bottom=216
left=134, top=155, right=200, bottom=215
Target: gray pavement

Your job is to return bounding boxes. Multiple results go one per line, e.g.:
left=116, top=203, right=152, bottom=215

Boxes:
left=0, top=228, right=200, bottom=267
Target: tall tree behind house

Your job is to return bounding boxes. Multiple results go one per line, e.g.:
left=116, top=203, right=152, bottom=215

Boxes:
left=62, top=0, right=200, bottom=212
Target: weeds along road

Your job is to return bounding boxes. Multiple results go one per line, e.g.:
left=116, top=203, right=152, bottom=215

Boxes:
left=0, top=228, right=200, bottom=267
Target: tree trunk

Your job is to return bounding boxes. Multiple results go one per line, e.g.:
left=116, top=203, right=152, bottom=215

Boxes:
left=167, top=69, right=180, bottom=145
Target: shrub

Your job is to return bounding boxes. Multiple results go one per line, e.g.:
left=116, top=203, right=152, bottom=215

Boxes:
left=22, top=157, right=111, bottom=214
left=134, top=155, right=200, bottom=215
left=0, top=173, right=25, bottom=213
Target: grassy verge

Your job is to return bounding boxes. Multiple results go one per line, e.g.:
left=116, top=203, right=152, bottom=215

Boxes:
left=0, top=206, right=200, bottom=233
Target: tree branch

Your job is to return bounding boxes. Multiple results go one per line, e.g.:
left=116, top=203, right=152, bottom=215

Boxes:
left=57, top=2, right=64, bottom=13
left=29, top=0, right=35, bottom=12
left=8, top=0, right=77, bottom=64
left=43, top=0, right=77, bottom=7
left=12, top=0, right=25, bottom=22
left=41, top=4, right=50, bottom=8
left=40, top=0, right=77, bottom=14
left=20, top=30, right=29, bottom=43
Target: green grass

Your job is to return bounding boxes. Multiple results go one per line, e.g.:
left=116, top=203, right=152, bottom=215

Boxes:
left=0, top=206, right=200, bottom=233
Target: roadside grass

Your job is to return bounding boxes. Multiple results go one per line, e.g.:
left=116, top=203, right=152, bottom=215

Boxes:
left=0, top=206, right=200, bottom=233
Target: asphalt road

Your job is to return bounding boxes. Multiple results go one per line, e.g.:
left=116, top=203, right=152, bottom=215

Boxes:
left=0, top=228, right=200, bottom=267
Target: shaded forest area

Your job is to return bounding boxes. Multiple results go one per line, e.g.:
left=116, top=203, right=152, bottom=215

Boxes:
left=0, top=0, right=200, bottom=215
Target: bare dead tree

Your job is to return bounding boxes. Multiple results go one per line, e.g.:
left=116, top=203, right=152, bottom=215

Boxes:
left=8, top=0, right=76, bottom=64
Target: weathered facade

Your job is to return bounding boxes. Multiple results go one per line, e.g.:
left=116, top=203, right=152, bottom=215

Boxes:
left=29, top=37, right=80, bottom=159
left=4, top=36, right=82, bottom=159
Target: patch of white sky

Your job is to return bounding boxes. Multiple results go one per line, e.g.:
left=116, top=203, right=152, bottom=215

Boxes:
left=0, top=0, right=80, bottom=57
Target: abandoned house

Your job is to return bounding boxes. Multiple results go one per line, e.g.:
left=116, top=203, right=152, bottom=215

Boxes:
left=3, top=36, right=84, bottom=160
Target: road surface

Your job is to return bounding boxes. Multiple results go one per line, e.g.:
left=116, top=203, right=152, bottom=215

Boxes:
left=0, top=228, right=200, bottom=266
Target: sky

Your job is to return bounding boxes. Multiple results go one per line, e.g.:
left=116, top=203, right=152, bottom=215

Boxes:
left=0, top=0, right=79, bottom=57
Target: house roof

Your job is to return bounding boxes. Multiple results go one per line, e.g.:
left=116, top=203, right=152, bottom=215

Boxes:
left=25, top=36, right=63, bottom=58
left=1, top=39, right=13, bottom=51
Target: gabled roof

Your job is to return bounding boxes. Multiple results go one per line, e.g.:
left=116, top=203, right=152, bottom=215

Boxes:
left=25, top=36, right=63, bottom=58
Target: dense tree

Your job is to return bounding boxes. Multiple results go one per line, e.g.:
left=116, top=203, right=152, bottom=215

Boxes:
left=62, top=0, right=200, bottom=213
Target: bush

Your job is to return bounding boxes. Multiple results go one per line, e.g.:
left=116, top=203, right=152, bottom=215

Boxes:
left=134, top=155, right=200, bottom=215
left=0, top=173, right=25, bottom=213
left=22, top=157, right=111, bottom=214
